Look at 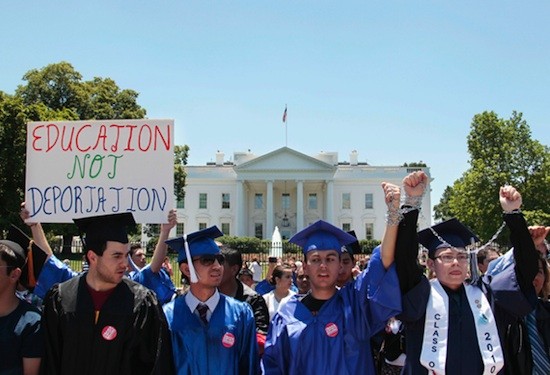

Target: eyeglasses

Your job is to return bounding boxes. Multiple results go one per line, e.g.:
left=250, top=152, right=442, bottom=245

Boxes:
left=192, top=254, right=225, bottom=267
left=435, top=254, right=469, bottom=264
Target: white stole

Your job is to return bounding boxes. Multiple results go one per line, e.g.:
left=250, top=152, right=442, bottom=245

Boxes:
left=420, top=279, right=504, bottom=374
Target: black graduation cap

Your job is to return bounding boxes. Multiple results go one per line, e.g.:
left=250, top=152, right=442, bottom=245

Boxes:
left=73, top=212, right=136, bottom=247
left=289, top=220, right=357, bottom=255
left=418, top=218, right=479, bottom=258
left=0, top=224, right=49, bottom=290
left=344, top=230, right=361, bottom=255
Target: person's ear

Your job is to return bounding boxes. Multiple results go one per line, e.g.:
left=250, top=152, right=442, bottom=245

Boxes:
left=427, top=258, right=436, bottom=273
left=87, top=250, right=98, bottom=265
left=9, top=267, right=22, bottom=282
left=180, top=263, right=190, bottom=278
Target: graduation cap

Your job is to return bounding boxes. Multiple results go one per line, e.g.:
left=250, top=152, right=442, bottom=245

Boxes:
left=165, top=226, right=223, bottom=283
left=344, top=230, right=361, bottom=256
left=418, top=218, right=479, bottom=258
left=73, top=212, right=136, bottom=249
left=289, top=220, right=357, bottom=255
left=0, top=224, right=49, bottom=290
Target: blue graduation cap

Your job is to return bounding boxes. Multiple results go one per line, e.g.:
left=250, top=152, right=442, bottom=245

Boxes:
left=289, top=220, right=357, bottom=255
left=165, top=226, right=223, bottom=283
left=418, top=218, right=479, bottom=258
left=73, top=212, right=136, bottom=249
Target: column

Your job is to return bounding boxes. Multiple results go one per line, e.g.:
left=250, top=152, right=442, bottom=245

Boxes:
left=296, top=180, right=304, bottom=231
left=326, top=180, right=334, bottom=223
left=266, top=180, right=274, bottom=239
left=236, top=180, right=246, bottom=236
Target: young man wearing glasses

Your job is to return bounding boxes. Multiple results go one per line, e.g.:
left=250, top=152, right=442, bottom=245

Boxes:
left=385, top=172, right=539, bottom=375
left=163, top=226, right=260, bottom=375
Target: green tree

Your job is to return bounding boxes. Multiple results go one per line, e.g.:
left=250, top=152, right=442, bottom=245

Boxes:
left=1, top=61, right=184, bottom=254
left=435, top=111, right=550, bottom=242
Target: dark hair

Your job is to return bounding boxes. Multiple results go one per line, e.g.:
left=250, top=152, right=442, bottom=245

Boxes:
left=129, top=243, right=143, bottom=257
left=341, top=250, right=355, bottom=263
left=84, top=240, right=108, bottom=263
left=476, top=247, right=499, bottom=265
left=269, top=264, right=291, bottom=286
left=0, top=244, right=19, bottom=273
left=220, top=246, right=243, bottom=268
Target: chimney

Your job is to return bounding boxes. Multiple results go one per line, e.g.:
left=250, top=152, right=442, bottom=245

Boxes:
left=350, top=150, right=358, bottom=166
left=216, top=151, right=224, bottom=166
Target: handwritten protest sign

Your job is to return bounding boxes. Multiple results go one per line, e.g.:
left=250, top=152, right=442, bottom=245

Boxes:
left=25, top=119, right=174, bottom=223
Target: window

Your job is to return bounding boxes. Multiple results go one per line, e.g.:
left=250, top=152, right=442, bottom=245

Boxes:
left=176, top=223, right=185, bottom=236
left=282, top=193, right=290, bottom=210
left=199, top=193, right=207, bottom=209
left=342, top=223, right=351, bottom=232
left=365, top=223, right=374, bottom=240
left=199, top=222, right=207, bottom=230
left=221, top=223, right=230, bottom=235
left=176, top=197, right=185, bottom=209
left=255, top=194, right=263, bottom=209
left=342, top=193, right=351, bottom=209
left=255, top=223, right=263, bottom=239
left=308, top=193, right=318, bottom=210
left=222, top=193, right=230, bottom=209
left=365, top=193, right=373, bottom=209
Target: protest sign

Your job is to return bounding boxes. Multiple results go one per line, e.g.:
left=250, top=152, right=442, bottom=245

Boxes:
left=25, top=119, right=174, bottom=223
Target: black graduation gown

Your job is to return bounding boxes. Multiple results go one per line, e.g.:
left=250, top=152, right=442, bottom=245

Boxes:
left=395, top=210, right=538, bottom=375
left=41, top=274, right=174, bottom=375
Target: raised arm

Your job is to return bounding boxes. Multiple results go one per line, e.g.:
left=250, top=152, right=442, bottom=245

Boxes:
left=150, top=209, right=177, bottom=273
left=380, top=182, right=401, bottom=269
left=500, top=186, right=539, bottom=294
left=394, top=171, right=429, bottom=294
left=20, top=202, right=53, bottom=257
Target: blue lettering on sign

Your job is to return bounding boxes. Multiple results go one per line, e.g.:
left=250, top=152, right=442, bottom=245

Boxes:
left=27, top=185, right=167, bottom=216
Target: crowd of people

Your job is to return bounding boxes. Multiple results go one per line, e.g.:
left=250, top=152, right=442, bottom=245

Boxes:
left=1, top=171, right=549, bottom=375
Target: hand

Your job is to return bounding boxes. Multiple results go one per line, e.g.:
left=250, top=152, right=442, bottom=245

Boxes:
left=500, top=186, right=522, bottom=212
left=20, top=202, right=38, bottom=227
left=160, top=209, right=178, bottom=234
left=403, top=171, right=428, bottom=198
left=528, top=225, right=550, bottom=247
left=381, top=182, right=400, bottom=211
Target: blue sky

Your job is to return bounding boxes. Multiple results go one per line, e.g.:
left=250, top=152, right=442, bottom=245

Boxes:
left=1, top=1, right=549, bottom=223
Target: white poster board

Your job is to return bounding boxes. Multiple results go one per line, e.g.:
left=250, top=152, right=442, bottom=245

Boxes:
left=25, top=119, right=174, bottom=224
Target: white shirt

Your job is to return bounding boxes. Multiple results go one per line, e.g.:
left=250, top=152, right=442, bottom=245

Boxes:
left=250, top=261, right=263, bottom=282
left=262, top=290, right=296, bottom=320
left=185, top=289, right=220, bottom=322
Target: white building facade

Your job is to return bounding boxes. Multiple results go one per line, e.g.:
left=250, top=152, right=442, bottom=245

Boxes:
left=176, top=147, right=431, bottom=241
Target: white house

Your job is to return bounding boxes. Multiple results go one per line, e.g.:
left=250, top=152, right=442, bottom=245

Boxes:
left=175, top=147, right=431, bottom=241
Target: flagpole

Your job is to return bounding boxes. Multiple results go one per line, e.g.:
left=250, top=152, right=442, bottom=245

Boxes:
left=283, top=104, right=288, bottom=147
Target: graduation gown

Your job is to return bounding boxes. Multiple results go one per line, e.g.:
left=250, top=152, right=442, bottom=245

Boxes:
left=130, top=265, right=177, bottom=305
left=34, top=254, right=78, bottom=299
left=262, top=247, right=401, bottom=375
left=163, top=293, right=260, bottom=375
left=41, top=274, right=173, bottom=375
left=395, top=210, right=538, bottom=375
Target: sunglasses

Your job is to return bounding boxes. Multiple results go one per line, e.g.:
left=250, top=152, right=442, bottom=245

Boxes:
left=192, top=254, right=225, bottom=267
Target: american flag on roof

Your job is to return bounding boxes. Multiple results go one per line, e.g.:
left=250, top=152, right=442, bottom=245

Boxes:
left=282, top=106, right=287, bottom=123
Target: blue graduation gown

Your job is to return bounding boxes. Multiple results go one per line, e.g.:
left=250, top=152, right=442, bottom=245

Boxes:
left=163, top=293, right=260, bottom=375
left=130, top=265, right=176, bottom=305
left=262, top=248, right=401, bottom=374
left=34, top=255, right=78, bottom=299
